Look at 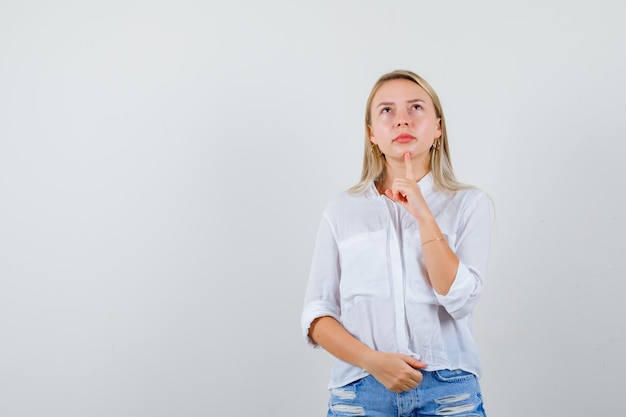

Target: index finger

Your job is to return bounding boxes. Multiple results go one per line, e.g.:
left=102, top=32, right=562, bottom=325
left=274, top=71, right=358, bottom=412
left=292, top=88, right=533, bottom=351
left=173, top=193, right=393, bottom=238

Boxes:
left=404, top=152, right=415, bottom=180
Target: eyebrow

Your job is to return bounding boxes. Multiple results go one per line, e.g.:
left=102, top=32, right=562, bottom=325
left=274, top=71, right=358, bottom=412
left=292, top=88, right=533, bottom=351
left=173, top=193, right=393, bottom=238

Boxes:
left=375, top=98, right=426, bottom=108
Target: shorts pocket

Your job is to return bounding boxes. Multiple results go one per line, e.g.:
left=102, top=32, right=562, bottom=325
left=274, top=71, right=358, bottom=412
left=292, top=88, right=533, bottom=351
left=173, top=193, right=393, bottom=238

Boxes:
left=433, top=369, right=476, bottom=383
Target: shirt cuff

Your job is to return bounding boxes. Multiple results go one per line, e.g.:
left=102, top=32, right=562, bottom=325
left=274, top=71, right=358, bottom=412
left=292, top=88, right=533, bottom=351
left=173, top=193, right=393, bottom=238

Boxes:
left=300, top=301, right=341, bottom=348
left=434, top=262, right=481, bottom=319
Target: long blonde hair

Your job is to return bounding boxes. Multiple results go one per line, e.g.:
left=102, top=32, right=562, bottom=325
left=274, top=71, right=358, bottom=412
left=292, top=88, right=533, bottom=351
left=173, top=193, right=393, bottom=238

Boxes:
left=349, top=70, right=470, bottom=194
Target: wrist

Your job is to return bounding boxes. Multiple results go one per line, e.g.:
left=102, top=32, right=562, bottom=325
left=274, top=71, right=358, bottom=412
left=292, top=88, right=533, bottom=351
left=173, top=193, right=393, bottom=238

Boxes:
left=422, top=236, right=447, bottom=247
left=356, top=347, right=378, bottom=372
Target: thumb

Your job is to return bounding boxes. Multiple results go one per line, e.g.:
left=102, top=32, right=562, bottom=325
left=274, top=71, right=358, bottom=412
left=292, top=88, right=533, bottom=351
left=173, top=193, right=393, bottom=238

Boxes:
left=404, top=356, right=427, bottom=369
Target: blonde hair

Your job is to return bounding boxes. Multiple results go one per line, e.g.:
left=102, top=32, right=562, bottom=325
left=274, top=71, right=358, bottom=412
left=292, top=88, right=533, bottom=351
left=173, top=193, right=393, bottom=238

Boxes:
left=349, top=70, right=470, bottom=194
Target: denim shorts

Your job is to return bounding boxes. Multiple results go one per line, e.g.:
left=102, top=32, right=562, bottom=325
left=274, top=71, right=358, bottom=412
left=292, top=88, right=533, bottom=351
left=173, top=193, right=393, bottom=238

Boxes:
left=327, top=370, right=486, bottom=417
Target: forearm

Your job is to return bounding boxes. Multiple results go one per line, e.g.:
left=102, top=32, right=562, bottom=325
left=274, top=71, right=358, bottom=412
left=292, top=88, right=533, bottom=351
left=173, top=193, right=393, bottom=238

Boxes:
left=309, top=316, right=427, bottom=392
left=417, top=212, right=459, bottom=296
left=308, top=316, right=375, bottom=370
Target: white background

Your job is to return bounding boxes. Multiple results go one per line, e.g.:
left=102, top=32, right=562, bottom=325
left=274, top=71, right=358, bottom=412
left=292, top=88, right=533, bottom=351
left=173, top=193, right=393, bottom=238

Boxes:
left=1, top=1, right=625, bottom=416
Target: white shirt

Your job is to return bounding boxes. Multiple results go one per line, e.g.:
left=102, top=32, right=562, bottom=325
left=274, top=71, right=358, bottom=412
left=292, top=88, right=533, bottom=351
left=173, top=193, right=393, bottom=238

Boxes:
left=301, top=173, right=492, bottom=389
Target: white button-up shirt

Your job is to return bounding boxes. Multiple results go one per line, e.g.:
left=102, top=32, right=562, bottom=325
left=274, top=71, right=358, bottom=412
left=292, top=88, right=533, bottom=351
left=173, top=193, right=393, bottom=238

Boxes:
left=301, top=173, right=492, bottom=389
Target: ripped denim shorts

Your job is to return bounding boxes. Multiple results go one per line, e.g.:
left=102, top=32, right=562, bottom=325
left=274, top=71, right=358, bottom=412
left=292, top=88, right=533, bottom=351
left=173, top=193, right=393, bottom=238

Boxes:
left=328, top=370, right=486, bottom=417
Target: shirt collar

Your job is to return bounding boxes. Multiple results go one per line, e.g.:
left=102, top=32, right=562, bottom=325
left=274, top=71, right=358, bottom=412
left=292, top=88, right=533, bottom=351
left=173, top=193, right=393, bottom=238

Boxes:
left=417, top=172, right=434, bottom=194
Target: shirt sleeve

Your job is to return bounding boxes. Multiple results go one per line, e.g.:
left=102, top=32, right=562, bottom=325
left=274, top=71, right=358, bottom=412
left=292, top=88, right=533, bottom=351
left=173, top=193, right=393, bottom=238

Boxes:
left=300, top=214, right=342, bottom=347
left=435, top=192, right=493, bottom=319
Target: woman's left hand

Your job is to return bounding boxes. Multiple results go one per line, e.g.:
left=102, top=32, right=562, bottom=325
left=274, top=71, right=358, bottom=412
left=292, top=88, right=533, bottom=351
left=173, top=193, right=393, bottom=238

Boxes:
left=384, top=152, right=429, bottom=220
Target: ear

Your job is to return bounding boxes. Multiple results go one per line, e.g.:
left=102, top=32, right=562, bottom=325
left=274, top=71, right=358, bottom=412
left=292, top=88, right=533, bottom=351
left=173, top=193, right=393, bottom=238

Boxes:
left=368, top=125, right=377, bottom=144
left=435, top=118, right=442, bottom=139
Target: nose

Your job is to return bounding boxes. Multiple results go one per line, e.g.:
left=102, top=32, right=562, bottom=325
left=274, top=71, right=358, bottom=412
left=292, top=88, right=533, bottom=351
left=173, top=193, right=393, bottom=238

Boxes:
left=396, top=116, right=409, bottom=127
left=396, top=110, right=410, bottom=127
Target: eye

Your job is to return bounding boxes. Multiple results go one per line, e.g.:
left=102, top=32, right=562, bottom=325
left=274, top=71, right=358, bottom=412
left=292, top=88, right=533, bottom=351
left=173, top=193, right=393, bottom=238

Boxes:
left=412, top=103, right=423, bottom=110
left=381, top=107, right=392, bottom=113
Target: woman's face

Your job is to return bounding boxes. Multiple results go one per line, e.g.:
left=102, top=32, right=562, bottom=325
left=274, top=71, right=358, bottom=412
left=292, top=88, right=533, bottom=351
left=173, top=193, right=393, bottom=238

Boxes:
left=369, top=78, right=441, bottom=167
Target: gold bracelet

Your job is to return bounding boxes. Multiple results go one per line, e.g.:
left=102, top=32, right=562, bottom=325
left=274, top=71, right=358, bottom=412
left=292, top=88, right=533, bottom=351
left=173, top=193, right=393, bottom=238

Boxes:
left=421, top=236, right=447, bottom=247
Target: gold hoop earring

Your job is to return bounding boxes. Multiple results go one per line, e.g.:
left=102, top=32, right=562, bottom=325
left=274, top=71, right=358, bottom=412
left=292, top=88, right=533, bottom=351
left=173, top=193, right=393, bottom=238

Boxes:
left=431, top=139, right=440, bottom=151
left=371, top=143, right=383, bottom=157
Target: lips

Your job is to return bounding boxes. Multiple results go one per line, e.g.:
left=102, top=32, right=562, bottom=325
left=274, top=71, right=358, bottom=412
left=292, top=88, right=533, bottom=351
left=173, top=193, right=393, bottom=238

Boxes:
left=394, top=133, right=415, bottom=143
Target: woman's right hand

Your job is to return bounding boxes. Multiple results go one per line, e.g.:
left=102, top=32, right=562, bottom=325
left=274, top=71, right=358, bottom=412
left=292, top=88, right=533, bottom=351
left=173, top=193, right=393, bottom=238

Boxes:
left=309, top=317, right=426, bottom=393
left=362, top=351, right=427, bottom=393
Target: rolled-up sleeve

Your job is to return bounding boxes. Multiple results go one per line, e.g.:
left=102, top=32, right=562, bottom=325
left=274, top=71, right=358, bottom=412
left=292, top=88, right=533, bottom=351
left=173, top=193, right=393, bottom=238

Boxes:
left=301, top=214, right=342, bottom=347
left=435, top=192, right=492, bottom=319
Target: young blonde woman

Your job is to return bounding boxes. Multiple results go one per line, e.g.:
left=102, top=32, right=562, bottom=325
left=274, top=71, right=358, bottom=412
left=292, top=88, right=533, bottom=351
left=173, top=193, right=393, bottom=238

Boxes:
left=301, top=70, right=492, bottom=416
